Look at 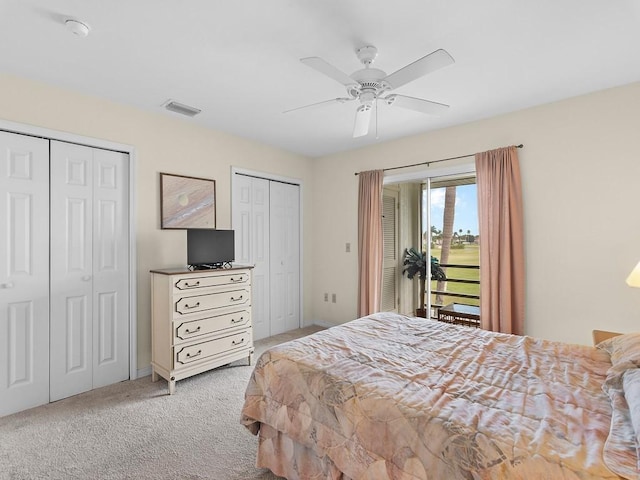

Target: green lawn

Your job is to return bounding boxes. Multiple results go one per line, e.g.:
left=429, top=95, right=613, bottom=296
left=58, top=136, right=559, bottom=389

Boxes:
left=430, top=245, right=480, bottom=307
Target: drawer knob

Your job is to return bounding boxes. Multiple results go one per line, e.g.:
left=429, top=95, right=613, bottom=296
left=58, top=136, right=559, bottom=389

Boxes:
left=230, top=276, right=243, bottom=283
left=186, top=349, right=202, bottom=358
left=230, top=317, right=244, bottom=324
left=230, top=295, right=243, bottom=302
left=184, top=281, right=200, bottom=288
left=232, top=338, right=245, bottom=346
left=184, top=326, right=201, bottom=335
left=184, top=302, right=201, bottom=309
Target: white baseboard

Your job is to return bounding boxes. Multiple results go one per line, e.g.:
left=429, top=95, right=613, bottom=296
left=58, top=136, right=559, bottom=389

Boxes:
left=310, top=319, right=337, bottom=329
left=136, top=365, right=152, bottom=379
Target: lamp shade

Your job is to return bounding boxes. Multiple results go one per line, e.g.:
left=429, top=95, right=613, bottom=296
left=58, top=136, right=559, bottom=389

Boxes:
left=626, top=261, right=640, bottom=288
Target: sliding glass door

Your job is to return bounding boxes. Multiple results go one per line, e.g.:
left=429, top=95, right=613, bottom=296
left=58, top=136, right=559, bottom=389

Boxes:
left=380, top=164, right=478, bottom=319
left=423, top=176, right=480, bottom=319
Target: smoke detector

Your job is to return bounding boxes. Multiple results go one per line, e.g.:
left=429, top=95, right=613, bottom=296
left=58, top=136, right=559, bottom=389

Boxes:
left=65, top=19, right=90, bottom=37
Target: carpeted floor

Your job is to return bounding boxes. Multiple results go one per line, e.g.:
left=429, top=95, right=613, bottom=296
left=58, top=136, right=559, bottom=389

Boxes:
left=0, top=325, right=325, bottom=480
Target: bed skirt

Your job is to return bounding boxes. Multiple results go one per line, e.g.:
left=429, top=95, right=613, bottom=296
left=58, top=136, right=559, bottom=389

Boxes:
left=257, top=423, right=351, bottom=480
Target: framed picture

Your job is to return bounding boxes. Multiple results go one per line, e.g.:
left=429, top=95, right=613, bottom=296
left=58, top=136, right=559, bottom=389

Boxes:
left=160, top=172, right=216, bottom=229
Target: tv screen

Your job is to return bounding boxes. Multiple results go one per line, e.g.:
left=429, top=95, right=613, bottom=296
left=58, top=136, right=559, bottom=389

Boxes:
left=187, top=229, right=235, bottom=268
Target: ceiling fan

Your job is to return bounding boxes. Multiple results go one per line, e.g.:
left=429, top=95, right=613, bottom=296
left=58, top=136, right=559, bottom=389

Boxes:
left=285, top=45, right=455, bottom=138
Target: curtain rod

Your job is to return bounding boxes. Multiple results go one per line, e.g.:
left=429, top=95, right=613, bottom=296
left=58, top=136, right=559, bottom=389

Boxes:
left=354, top=144, right=524, bottom=176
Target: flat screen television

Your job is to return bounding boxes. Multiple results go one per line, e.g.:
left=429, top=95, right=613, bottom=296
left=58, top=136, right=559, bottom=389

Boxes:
left=187, top=229, right=235, bottom=269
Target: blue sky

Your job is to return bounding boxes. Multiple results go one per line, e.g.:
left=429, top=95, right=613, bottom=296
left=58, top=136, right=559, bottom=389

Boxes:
left=426, top=184, right=478, bottom=235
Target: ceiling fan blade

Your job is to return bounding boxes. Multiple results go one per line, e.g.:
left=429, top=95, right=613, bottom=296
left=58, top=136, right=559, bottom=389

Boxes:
left=283, top=97, right=353, bottom=114
left=385, top=94, right=449, bottom=115
left=353, top=105, right=372, bottom=138
left=383, top=49, right=455, bottom=89
left=300, top=57, right=357, bottom=87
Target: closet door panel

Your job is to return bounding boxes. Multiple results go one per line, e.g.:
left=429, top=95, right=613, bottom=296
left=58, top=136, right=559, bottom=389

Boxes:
left=251, top=180, right=270, bottom=339
left=269, top=184, right=285, bottom=335
left=232, top=175, right=270, bottom=340
left=0, top=131, right=50, bottom=416
left=92, top=148, right=129, bottom=388
left=284, top=185, right=300, bottom=332
left=269, top=182, right=300, bottom=335
left=50, top=141, right=94, bottom=401
left=64, top=295, right=90, bottom=371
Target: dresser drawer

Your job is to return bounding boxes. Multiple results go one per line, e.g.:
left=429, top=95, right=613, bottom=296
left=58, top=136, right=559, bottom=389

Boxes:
left=173, top=271, right=250, bottom=292
left=174, top=287, right=250, bottom=315
left=174, top=330, right=252, bottom=367
left=174, top=309, right=251, bottom=343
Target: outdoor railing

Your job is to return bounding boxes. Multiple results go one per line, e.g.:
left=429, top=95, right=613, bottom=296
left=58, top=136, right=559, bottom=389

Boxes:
left=430, top=263, right=480, bottom=319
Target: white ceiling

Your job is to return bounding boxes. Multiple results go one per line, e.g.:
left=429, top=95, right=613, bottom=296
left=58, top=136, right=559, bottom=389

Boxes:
left=2, top=1, right=640, bottom=158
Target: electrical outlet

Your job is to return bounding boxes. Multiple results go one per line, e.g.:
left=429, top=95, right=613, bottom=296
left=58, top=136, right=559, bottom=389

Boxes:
left=332, top=293, right=336, bottom=303
left=345, top=242, right=351, bottom=253
left=324, top=293, right=328, bottom=302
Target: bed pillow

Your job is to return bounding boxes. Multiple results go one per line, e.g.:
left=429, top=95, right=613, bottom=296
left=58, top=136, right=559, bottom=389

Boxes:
left=622, top=368, right=640, bottom=471
left=598, top=333, right=640, bottom=395
left=597, top=332, right=640, bottom=367
left=600, top=365, right=640, bottom=478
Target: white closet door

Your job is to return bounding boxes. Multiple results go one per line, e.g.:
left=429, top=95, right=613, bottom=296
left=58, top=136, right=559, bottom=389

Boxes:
left=50, top=142, right=94, bottom=401
left=0, top=131, right=50, bottom=416
left=269, top=182, right=300, bottom=335
left=92, top=147, right=129, bottom=389
left=49, top=141, right=129, bottom=401
left=232, top=174, right=270, bottom=340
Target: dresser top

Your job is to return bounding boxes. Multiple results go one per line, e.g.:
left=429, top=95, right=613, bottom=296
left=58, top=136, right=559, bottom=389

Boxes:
left=150, top=264, right=254, bottom=275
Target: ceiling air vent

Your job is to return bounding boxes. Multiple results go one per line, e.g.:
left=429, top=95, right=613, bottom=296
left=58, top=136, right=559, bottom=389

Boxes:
left=163, top=100, right=201, bottom=117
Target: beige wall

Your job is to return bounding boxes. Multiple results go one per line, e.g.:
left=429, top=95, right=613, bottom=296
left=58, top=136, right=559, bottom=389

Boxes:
left=3, top=72, right=640, bottom=362
left=311, top=81, right=640, bottom=345
left=0, top=74, right=314, bottom=370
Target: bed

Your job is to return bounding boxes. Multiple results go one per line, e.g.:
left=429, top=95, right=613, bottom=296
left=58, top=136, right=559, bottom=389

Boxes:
left=241, top=312, right=640, bottom=479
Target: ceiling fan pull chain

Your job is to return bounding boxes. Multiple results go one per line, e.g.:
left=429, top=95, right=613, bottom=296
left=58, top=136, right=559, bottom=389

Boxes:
left=375, top=99, right=379, bottom=139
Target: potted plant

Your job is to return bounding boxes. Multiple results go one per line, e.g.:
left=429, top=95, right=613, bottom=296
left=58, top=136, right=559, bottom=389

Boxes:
left=402, top=247, right=446, bottom=318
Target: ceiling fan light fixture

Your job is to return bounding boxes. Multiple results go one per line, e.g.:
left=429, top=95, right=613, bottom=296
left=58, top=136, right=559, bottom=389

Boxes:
left=353, top=104, right=373, bottom=138
left=65, top=19, right=90, bottom=37
left=359, top=91, right=376, bottom=104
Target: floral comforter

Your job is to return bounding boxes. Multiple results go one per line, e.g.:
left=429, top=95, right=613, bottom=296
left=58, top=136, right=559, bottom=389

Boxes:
left=242, top=313, right=637, bottom=479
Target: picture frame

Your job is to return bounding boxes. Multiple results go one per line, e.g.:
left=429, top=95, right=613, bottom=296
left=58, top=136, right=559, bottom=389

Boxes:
left=160, top=172, right=216, bottom=229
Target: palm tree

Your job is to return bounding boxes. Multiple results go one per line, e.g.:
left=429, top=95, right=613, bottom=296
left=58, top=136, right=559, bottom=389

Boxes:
left=430, top=225, right=442, bottom=247
left=438, top=186, right=456, bottom=306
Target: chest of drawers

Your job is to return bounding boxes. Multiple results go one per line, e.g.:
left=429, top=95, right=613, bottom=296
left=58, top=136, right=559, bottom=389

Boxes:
left=150, top=265, right=254, bottom=394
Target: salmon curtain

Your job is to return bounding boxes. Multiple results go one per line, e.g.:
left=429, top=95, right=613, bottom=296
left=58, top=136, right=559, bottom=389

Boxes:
left=357, top=170, right=384, bottom=317
left=475, top=146, right=525, bottom=335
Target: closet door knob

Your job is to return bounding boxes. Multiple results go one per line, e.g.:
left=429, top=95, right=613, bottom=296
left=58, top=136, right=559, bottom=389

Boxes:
left=1, top=282, right=14, bottom=289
